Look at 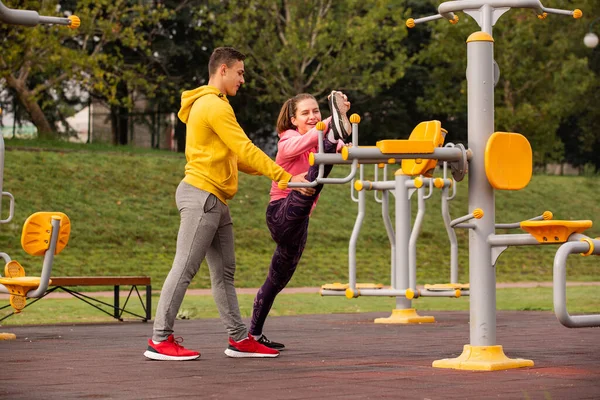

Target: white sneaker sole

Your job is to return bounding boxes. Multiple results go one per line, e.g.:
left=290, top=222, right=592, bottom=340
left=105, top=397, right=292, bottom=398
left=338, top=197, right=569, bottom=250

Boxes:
left=329, top=91, right=351, bottom=140
left=143, top=350, right=200, bottom=361
left=224, top=349, right=279, bottom=358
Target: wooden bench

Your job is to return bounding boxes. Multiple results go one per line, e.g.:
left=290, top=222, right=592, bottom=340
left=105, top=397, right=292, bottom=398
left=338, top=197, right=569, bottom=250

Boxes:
left=1, top=276, right=152, bottom=322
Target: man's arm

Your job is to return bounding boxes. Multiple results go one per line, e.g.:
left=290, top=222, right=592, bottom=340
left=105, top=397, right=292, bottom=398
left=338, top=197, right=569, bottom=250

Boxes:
left=209, top=102, right=291, bottom=183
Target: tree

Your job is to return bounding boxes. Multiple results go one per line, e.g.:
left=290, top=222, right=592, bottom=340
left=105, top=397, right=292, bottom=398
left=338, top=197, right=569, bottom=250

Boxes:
left=0, top=0, right=169, bottom=139
left=216, top=0, right=411, bottom=104
left=144, top=0, right=220, bottom=151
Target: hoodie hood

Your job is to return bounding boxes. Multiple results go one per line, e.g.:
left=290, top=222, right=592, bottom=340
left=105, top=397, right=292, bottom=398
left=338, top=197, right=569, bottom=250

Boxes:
left=178, top=85, right=228, bottom=124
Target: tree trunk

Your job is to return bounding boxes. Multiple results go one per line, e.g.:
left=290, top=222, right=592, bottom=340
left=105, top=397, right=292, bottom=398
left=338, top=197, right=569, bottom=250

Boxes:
left=175, top=118, right=186, bottom=153
left=5, top=75, right=55, bottom=138
left=111, top=104, right=129, bottom=145
left=111, top=81, right=129, bottom=145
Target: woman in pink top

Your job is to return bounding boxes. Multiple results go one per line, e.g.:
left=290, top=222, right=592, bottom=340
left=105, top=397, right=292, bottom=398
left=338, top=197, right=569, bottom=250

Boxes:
left=249, top=92, right=351, bottom=350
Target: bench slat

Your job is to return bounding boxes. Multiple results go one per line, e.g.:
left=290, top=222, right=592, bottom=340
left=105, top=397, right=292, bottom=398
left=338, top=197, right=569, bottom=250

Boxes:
left=50, top=276, right=151, bottom=286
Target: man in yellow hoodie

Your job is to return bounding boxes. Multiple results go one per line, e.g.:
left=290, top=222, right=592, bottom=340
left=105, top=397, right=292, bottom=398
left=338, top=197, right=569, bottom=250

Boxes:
left=144, top=47, right=311, bottom=361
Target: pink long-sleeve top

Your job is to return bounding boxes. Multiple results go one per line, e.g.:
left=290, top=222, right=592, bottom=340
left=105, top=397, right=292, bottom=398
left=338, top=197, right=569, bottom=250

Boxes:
left=269, top=117, right=343, bottom=204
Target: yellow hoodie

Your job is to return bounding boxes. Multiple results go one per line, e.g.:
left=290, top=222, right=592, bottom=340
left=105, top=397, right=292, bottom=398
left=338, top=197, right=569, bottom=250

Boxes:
left=178, top=85, right=292, bottom=204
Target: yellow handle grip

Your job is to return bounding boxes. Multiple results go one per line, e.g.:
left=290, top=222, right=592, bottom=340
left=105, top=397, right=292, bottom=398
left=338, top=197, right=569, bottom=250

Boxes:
left=278, top=180, right=288, bottom=190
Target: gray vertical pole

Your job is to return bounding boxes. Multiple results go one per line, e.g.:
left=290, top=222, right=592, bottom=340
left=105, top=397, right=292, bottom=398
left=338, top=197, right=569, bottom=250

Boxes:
left=348, top=165, right=365, bottom=291
left=467, top=31, right=496, bottom=346
left=409, top=186, right=425, bottom=290
left=394, top=172, right=412, bottom=310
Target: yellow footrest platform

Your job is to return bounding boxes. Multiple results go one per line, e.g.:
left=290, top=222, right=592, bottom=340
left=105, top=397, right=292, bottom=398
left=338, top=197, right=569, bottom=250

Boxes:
left=321, top=282, right=384, bottom=291
left=424, top=283, right=470, bottom=291
left=520, top=220, right=592, bottom=243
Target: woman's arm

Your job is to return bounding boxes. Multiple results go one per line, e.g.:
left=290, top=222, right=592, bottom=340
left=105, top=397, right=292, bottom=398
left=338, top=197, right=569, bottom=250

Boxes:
left=277, top=117, right=332, bottom=161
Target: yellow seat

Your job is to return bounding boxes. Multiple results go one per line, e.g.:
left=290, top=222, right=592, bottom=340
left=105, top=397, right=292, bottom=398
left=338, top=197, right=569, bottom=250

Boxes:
left=485, top=132, right=532, bottom=190
left=520, top=220, right=592, bottom=243
left=400, top=121, right=447, bottom=177
left=0, top=212, right=70, bottom=312
left=376, top=140, right=435, bottom=154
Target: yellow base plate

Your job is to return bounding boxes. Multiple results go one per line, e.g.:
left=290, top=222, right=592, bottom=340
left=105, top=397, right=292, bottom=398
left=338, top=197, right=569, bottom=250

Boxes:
left=374, top=308, right=435, bottom=324
left=433, top=345, right=534, bottom=371
left=0, top=333, right=17, bottom=340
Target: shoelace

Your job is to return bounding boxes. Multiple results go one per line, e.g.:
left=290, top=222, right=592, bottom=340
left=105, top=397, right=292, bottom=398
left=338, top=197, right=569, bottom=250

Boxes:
left=172, top=336, right=186, bottom=348
left=259, top=335, right=272, bottom=344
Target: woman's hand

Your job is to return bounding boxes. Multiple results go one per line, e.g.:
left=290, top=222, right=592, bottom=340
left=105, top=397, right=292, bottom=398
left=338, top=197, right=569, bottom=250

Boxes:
left=328, top=91, right=351, bottom=111
left=289, top=172, right=316, bottom=196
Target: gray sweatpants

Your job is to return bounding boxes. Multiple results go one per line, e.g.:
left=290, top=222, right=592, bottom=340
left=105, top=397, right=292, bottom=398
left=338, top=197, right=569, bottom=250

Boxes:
left=152, top=181, right=247, bottom=342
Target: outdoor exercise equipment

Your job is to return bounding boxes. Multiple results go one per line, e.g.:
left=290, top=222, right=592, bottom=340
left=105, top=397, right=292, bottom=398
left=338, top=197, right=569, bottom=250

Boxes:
left=0, top=3, right=78, bottom=336
left=405, top=0, right=599, bottom=371
left=318, top=120, right=472, bottom=324
left=279, top=0, right=599, bottom=372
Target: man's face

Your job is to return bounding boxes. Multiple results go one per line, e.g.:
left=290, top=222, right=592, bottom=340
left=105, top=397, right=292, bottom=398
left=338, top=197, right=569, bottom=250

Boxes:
left=222, top=60, right=245, bottom=96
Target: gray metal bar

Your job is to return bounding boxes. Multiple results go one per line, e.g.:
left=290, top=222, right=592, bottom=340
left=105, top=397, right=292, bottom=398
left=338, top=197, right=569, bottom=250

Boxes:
left=394, top=174, right=412, bottom=310
left=409, top=186, right=426, bottom=290
left=25, top=217, right=60, bottom=298
left=467, top=30, right=497, bottom=347
left=553, top=239, right=600, bottom=328
left=344, top=146, right=464, bottom=163
left=347, top=164, right=366, bottom=293
left=441, top=185, right=459, bottom=283
left=1, top=192, right=14, bottom=223
left=450, top=212, right=480, bottom=227
left=356, top=289, right=407, bottom=297
left=439, top=1, right=544, bottom=15
left=311, top=153, right=385, bottom=166
left=0, top=0, right=72, bottom=26
left=357, top=180, right=395, bottom=191
left=381, top=189, right=396, bottom=287
left=496, top=214, right=545, bottom=229
left=488, top=233, right=541, bottom=247
left=320, top=290, right=347, bottom=297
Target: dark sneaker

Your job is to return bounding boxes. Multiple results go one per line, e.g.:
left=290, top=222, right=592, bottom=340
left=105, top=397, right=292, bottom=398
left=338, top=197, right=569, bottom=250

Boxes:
left=224, top=334, right=280, bottom=358
left=256, top=334, right=285, bottom=350
left=143, top=334, right=200, bottom=361
left=328, top=90, right=351, bottom=142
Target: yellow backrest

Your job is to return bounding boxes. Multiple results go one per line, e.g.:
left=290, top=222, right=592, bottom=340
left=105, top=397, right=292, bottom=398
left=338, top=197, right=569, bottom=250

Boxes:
left=21, top=212, right=71, bottom=256
left=401, top=121, right=446, bottom=177
left=485, top=132, right=532, bottom=190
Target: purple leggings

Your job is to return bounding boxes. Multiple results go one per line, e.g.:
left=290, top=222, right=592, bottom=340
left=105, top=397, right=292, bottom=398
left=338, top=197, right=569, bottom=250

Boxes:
left=250, top=139, right=336, bottom=336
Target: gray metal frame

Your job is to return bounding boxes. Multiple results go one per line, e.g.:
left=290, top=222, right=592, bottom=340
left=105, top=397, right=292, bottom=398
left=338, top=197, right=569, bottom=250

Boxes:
left=409, top=0, right=597, bottom=357
left=0, top=0, right=72, bottom=26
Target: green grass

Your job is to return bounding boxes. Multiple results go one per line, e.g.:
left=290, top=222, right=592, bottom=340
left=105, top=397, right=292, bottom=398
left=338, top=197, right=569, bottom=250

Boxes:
left=1, top=286, right=598, bottom=326
left=1, top=142, right=599, bottom=294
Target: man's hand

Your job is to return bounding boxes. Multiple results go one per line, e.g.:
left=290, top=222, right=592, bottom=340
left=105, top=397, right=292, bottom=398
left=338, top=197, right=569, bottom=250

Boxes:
left=290, top=173, right=316, bottom=196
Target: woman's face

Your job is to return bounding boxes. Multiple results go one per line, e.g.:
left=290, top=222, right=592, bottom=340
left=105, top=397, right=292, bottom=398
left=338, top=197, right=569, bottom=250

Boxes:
left=291, top=98, right=321, bottom=135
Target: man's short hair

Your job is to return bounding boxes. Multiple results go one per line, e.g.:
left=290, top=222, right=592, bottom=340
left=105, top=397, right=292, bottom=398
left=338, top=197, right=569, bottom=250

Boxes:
left=208, top=47, right=246, bottom=76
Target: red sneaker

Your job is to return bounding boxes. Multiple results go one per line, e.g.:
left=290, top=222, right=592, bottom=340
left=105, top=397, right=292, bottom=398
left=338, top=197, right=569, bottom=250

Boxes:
left=224, top=334, right=280, bottom=358
left=143, top=334, right=200, bottom=361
